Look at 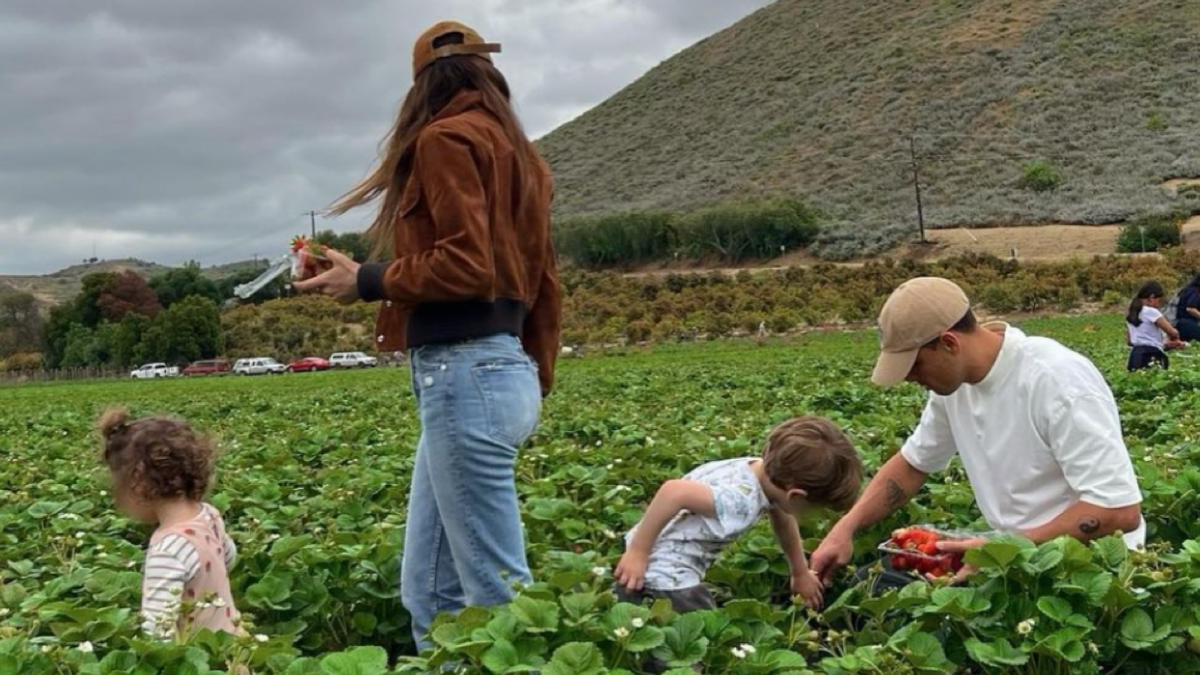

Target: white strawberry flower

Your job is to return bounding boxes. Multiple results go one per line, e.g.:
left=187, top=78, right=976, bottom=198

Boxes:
left=254, top=634, right=269, bottom=643
left=613, top=627, right=630, bottom=639
left=740, top=643, right=756, bottom=654
left=591, top=566, right=608, bottom=577
left=78, top=641, right=94, bottom=653
left=731, top=647, right=746, bottom=659
left=632, top=618, right=646, bottom=629
left=1017, top=619, right=1037, bottom=635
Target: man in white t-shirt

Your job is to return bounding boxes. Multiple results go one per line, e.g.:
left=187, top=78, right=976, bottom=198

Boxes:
left=811, top=277, right=1145, bottom=585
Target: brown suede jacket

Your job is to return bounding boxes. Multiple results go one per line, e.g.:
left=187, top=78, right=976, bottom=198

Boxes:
left=357, top=91, right=561, bottom=394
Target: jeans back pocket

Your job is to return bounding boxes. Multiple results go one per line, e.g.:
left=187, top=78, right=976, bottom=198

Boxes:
left=471, top=360, right=541, bottom=447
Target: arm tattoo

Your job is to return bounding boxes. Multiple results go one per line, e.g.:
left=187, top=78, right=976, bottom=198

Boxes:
left=885, top=479, right=910, bottom=509
left=1078, top=517, right=1101, bottom=535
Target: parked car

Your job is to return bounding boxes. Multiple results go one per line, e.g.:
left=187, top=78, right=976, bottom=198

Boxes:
left=330, top=352, right=379, bottom=368
left=130, top=363, right=180, bottom=379
left=233, top=358, right=287, bottom=376
left=286, top=357, right=330, bottom=373
left=183, top=359, right=230, bottom=377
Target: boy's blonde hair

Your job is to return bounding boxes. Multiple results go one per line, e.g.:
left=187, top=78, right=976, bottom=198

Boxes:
left=761, top=416, right=862, bottom=511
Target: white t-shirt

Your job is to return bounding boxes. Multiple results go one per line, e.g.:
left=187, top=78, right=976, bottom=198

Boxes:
left=1128, top=306, right=1165, bottom=349
left=628, top=458, right=770, bottom=590
left=901, top=324, right=1145, bottom=549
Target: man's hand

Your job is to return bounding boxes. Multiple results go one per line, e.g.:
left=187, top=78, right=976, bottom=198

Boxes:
left=791, top=570, right=824, bottom=610
left=932, top=537, right=986, bottom=584
left=810, top=528, right=854, bottom=586
left=614, top=550, right=649, bottom=592
left=291, top=249, right=361, bottom=302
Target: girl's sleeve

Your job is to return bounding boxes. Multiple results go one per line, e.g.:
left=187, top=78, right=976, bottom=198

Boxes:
left=223, top=533, right=238, bottom=569
left=140, top=535, right=200, bottom=638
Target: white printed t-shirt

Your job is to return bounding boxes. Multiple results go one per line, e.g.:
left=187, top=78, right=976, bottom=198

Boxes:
left=627, top=458, right=770, bottom=590
left=901, top=324, right=1146, bottom=549
left=1128, top=306, right=1166, bottom=350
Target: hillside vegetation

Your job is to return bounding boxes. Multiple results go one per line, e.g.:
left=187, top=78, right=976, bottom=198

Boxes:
left=539, top=0, right=1200, bottom=258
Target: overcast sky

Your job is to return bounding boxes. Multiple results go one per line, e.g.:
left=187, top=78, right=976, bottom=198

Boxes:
left=0, top=0, right=773, bottom=276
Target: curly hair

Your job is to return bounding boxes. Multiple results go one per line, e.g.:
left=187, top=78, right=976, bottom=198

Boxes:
left=97, top=408, right=217, bottom=502
left=761, top=416, right=863, bottom=512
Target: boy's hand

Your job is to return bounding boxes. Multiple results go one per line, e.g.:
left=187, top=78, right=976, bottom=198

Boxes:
left=614, top=550, right=649, bottom=592
left=791, top=570, right=824, bottom=610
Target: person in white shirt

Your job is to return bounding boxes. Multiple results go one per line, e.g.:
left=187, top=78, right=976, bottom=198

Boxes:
left=1126, top=281, right=1182, bottom=371
left=811, top=277, right=1145, bottom=587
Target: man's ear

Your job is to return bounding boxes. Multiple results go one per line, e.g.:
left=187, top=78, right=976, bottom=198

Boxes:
left=941, top=332, right=961, bottom=354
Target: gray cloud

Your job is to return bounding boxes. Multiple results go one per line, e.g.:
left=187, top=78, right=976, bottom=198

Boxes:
left=0, top=0, right=773, bottom=275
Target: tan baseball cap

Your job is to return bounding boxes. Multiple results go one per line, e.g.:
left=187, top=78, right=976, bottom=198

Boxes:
left=412, top=21, right=501, bottom=77
left=872, top=277, right=971, bottom=387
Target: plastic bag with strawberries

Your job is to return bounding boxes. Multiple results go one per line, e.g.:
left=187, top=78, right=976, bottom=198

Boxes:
left=291, top=236, right=333, bottom=281
left=878, top=525, right=994, bottom=579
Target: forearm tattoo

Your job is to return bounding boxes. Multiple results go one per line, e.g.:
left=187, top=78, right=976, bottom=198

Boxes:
left=885, top=479, right=910, bottom=509
left=1078, top=517, right=1101, bottom=535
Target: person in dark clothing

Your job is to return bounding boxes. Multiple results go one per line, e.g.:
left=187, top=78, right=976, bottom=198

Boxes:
left=1174, top=275, right=1200, bottom=342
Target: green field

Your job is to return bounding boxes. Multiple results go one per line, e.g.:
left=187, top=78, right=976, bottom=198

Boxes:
left=3, top=314, right=1200, bottom=674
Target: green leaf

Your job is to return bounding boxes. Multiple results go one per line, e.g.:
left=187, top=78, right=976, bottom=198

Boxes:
left=965, top=637, right=1029, bottom=666
left=626, top=625, right=665, bottom=653
left=542, top=643, right=604, bottom=675
left=1120, top=608, right=1171, bottom=650
left=351, top=612, right=377, bottom=636
left=927, top=587, right=991, bottom=618
left=245, top=574, right=292, bottom=609
left=1036, top=597, right=1074, bottom=623
left=964, top=537, right=1030, bottom=571
left=559, top=592, right=599, bottom=624
left=653, top=613, right=708, bottom=667
left=905, top=632, right=950, bottom=670
left=481, top=639, right=521, bottom=675
left=1091, top=537, right=1128, bottom=569
left=511, top=596, right=559, bottom=634
left=283, top=658, right=323, bottom=675
left=319, top=646, right=389, bottom=675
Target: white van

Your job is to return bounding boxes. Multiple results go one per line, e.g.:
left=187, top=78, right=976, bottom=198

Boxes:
left=329, top=352, right=379, bottom=368
left=233, top=357, right=287, bottom=375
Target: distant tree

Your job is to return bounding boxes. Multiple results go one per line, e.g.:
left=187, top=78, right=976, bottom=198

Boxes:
left=152, top=295, right=224, bottom=364
left=96, top=271, right=162, bottom=323
left=75, top=272, right=118, bottom=328
left=150, top=262, right=221, bottom=308
left=314, top=230, right=371, bottom=263
left=0, top=290, right=43, bottom=357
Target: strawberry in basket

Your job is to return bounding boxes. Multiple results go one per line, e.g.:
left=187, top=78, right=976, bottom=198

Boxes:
left=290, top=236, right=332, bottom=281
left=885, top=527, right=965, bottom=578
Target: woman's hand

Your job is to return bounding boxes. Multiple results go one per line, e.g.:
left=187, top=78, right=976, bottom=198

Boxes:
left=292, top=249, right=362, bottom=302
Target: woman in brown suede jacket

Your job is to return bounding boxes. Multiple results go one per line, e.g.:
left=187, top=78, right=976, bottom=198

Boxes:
left=295, top=21, right=560, bottom=649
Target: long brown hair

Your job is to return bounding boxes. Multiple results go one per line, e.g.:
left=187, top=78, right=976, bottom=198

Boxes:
left=330, top=34, right=539, bottom=260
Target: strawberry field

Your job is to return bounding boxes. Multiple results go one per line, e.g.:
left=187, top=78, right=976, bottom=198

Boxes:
left=2, top=314, right=1200, bottom=674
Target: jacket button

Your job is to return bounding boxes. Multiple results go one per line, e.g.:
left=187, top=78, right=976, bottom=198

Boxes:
left=377, top=335, right=385, bottom=343
left=385, top=301, right=393, bottom=308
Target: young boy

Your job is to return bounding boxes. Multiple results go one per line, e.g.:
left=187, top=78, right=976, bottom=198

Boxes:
left=615, top=416, right=862, bottom=611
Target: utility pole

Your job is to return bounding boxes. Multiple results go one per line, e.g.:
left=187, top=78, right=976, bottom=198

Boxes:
left=306, top=211, right=317, bottom=238
left=909, top=134, right=927, bottom=243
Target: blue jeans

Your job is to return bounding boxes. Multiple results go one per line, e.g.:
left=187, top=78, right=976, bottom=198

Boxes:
left=401, top=335, right=542, bottom=650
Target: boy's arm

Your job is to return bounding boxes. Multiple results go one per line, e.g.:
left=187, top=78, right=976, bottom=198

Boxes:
left=615, top=480, right=715, bottom=591
left=769, top=508, right=824, bottom=609
left=767, top=507, right=808, bottom=576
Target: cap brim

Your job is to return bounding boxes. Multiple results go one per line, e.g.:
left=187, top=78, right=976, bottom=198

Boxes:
left=872, top=348, right=918, bottom=387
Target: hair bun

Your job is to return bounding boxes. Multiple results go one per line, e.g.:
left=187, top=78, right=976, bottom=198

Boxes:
left=97, top=408, right=131, bottom=438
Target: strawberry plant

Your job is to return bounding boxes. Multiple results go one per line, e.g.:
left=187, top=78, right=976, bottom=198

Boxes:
left=1, top=314, right=1199, bottom=672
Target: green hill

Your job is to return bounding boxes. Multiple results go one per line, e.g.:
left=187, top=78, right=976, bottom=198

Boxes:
left=0, top=258, right=259, bottom=307
left=538, top=0, right=1200, bottom=258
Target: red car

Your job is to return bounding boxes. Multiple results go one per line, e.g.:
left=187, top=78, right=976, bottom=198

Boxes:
left=286, top=357, right=330, bottom=373
left=182, top=360, right=231, bottom=377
